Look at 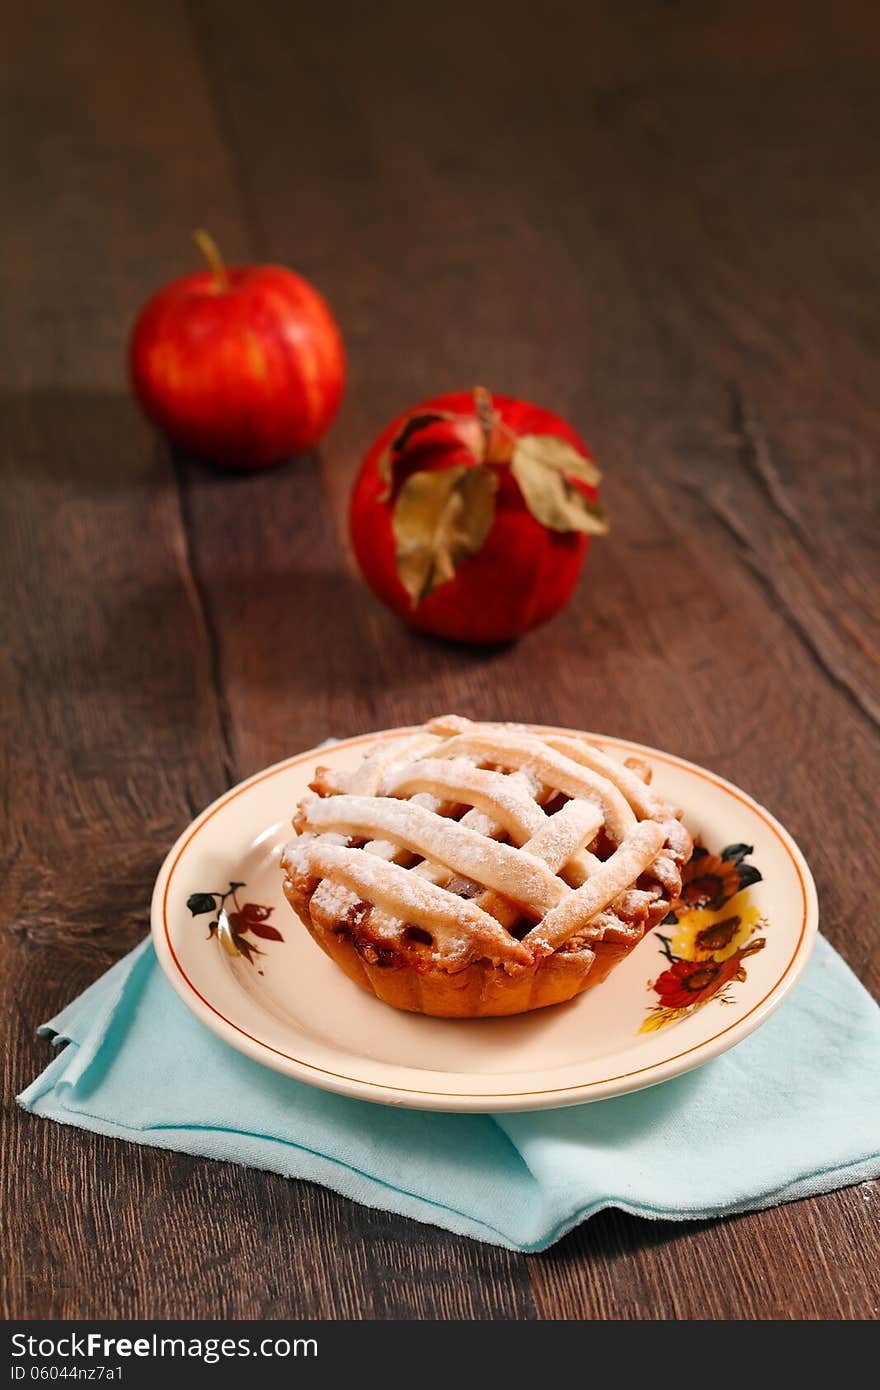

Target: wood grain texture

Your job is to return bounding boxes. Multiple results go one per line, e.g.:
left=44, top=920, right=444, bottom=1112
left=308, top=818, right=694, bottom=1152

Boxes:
left=2, top=0, right=878, bottom=1320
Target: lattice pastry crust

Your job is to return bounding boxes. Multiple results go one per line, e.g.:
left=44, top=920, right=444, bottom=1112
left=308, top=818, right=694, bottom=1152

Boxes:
left=281, top=716, right=693, bottom=1017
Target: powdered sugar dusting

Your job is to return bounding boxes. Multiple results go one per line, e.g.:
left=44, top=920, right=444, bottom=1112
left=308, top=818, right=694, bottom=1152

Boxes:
left=283, top=715, right=693, bottom=969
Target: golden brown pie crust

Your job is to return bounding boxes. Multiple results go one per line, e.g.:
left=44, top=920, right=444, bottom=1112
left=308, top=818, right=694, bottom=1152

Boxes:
left=281, top=717, right=692, bottom=1019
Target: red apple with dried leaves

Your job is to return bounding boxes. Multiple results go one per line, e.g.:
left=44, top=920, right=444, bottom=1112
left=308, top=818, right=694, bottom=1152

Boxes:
left=129, top=231, right=345, bottom=468
left=349, top=388, right=609, bottom=643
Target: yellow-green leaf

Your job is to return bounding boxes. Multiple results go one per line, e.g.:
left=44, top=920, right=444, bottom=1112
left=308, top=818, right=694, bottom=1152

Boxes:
left=511, top=434, right=609, bottom=535
left=392, top=464, right=498, bottom=607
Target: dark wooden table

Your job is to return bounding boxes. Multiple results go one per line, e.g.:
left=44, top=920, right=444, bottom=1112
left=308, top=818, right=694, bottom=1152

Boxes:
left=3, top=0, right=878, bottom=1321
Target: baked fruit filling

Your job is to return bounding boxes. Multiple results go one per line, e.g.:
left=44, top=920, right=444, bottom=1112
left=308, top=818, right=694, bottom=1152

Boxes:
left=281, top=716, right=693, bottom=1017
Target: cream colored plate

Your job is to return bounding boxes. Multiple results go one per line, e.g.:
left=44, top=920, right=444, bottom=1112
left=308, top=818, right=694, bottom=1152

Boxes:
left=151, top=727, right=818, bottom=1112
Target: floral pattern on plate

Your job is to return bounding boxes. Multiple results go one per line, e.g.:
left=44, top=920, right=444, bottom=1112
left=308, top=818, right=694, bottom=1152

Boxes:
left=187, top=881, right=282, bottom=970
left=641, top=843, right=767, bottom=1033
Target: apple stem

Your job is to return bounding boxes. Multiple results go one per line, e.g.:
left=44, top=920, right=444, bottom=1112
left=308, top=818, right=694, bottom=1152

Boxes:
left=473, top=385, right=496, bottom=450
left=193, top=228, right=229, bottom=292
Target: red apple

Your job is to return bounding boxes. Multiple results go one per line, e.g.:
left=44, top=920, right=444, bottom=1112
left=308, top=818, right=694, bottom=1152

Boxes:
left=129, top=231, right=345, bottom=468
left=350, top=388, right=609, bottom=643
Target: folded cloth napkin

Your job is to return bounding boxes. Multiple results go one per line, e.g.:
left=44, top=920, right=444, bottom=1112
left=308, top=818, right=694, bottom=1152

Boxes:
left=18, top=934, right=880, bottom=1251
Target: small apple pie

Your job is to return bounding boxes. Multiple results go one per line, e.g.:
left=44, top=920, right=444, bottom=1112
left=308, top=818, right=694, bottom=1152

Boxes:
left=281, top=716, right=693, bottom=1017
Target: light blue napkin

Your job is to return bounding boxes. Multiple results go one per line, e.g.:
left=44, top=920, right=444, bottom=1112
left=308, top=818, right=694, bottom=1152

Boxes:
left=18, top=935, right=880, bottom=1251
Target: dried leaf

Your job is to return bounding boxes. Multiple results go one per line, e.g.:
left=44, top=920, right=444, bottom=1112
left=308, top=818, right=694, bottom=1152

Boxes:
left=376, top=411, right=454, bottom=497
left=513, top=434, right=602, bottom=486
left=511, top=434, right=609, bottom=535
left=392, top=464, right=498, bottom=606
